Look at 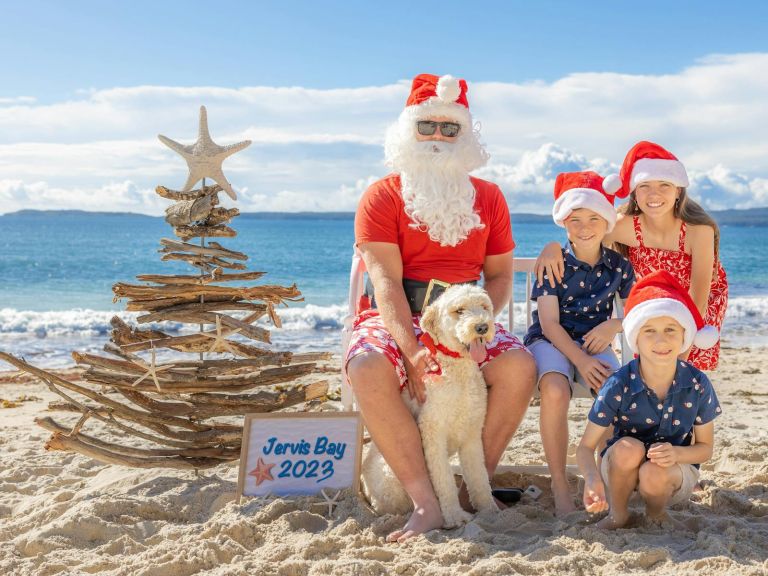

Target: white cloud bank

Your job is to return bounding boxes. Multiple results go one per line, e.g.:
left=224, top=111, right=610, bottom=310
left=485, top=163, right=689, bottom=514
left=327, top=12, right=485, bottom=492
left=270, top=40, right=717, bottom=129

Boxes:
left=1, top=53, right=767, bottom=215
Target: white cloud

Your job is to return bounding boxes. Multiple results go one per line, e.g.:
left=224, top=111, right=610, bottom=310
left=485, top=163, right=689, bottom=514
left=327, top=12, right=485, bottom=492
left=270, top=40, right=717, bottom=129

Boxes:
left=1, top=53, right=767, bottom=215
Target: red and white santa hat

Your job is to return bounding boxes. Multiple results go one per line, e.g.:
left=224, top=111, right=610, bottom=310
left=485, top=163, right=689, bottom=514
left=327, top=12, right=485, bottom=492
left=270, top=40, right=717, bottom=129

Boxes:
left=401, top=73, right=471, bottom=127
left=622, top=270, right=719, bottom=354
left=614, top=141, right=690, bottom=198
left=551, top=170, right=625, bottom=232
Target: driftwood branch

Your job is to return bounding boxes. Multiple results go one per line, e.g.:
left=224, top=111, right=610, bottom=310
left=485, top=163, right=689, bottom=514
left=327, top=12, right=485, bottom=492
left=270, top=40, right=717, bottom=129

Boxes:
left=37, top=417, right=240, bottom=460
left=83, top=363, right=318, bottom=394
left=174, top=224, right=236, bottom=241
left=165, top=195, right=215, bottom=226
left=44, top=432, right=231, bottom=469
left=155, top=184, right=222, bottom=201
left=113, top=282, right=302, bottom=306
left=135, top=270, right=266, bottom=286
left=136, top=301, right=267, bottom=323
left=159, top=238, right=248, bottom=261
left=206, top=207, right=240, bottom=226
left=160, top=256, right=243, bottom=272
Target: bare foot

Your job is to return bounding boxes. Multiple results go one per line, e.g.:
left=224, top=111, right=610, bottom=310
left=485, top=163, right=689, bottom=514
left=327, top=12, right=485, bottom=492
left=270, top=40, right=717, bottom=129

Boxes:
left=596, top=511, right=630, bottom=530
left=551, top=482, right=577, bottom=517
left=386, top=503, right=443, bottom=543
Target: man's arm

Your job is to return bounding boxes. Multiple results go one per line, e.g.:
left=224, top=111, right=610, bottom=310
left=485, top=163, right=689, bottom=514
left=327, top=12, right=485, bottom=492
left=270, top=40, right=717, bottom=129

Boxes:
left=482, top=251, right=513, bottom=317
left=359, top=241, right=438, bottom=402
left=359, top=242, right=417, bottom=358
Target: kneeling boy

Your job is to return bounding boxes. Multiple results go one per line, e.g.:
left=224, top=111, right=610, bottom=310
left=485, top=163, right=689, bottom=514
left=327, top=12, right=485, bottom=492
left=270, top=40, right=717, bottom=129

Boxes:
left=577, top=270, right=721, bottom=528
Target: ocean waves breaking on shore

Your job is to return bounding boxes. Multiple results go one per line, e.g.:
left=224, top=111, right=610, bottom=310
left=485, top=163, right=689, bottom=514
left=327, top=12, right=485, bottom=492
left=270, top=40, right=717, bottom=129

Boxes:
left=1, top=297, right=767, bottom=368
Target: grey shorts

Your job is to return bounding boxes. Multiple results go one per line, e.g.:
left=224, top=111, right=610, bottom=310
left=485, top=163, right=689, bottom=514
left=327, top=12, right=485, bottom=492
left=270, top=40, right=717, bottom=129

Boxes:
left=601, top=444, right=701, bottom=506
left=528, top=338, right=620, bottom=395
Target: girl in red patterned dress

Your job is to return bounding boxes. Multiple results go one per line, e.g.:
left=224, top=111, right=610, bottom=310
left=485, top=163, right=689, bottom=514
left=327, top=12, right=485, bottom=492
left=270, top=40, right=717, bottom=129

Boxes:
left=536, top=141, right=728, bottom=370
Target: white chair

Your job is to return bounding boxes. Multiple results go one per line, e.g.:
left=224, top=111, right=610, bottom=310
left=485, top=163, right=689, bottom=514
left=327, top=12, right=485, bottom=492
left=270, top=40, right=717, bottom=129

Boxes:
left=341, top=246, right=366, bottom=411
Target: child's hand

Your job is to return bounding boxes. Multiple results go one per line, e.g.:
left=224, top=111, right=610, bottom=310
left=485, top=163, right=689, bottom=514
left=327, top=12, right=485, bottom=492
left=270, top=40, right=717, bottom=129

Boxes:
left=582, top=320, right=621, bottom=354
left=534, top=243, right=564, bottom=288
left=576, top=355, right=613, bottom=392
left=647, top=443, right=678, bottom=467
left=583, top=477, right=609, bottom=514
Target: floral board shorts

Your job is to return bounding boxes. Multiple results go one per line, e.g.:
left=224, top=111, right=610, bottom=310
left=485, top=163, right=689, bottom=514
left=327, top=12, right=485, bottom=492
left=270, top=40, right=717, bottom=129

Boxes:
left=345, top=309, right=529, bottom=390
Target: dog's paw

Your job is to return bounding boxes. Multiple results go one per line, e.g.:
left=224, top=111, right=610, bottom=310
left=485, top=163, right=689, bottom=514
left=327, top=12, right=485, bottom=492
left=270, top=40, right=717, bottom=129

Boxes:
left=472, top=492, right=500, bottom=513
left=441, top=507, right=473, bottom=528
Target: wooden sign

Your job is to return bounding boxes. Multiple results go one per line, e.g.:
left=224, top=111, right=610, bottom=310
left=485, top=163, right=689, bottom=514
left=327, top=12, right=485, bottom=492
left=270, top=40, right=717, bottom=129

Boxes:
left=237, top=412, right=363, bottom=501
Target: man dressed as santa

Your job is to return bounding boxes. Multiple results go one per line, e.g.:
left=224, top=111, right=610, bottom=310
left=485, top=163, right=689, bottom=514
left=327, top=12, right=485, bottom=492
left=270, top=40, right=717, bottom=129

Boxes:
left=346, top=73, right=536, bottom=542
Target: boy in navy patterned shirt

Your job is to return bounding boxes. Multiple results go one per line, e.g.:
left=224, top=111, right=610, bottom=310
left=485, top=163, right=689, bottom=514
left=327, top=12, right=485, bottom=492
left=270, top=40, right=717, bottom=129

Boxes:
left=525, top=171, right=635, bottom=516
left=577, top=270, right=721, bottom=528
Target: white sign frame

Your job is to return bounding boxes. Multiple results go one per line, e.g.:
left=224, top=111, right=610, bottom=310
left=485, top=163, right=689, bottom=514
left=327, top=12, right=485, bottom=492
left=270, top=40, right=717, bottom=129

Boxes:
left=237, top=412, right=363, bottom=503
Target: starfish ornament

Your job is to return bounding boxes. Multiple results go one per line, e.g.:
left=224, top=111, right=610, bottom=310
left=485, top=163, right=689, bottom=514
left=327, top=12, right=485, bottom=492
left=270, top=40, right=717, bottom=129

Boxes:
left=158, top=106, right=251, bottom=200
left=201, top=315, right=243, bottom=356
left=131, top=347, right=176, bottom=392
left=320, top=488, right=342, bottom=518
left=248, top=457, right=276, bottom=486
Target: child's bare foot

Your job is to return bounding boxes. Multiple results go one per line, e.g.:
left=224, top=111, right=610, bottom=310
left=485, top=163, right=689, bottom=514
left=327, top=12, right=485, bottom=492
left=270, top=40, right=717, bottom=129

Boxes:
left=596, top=511, right=630, bottom=529
left=551, top=480, right=577, bottom=517
left=386, top=503, right=443, bottom=543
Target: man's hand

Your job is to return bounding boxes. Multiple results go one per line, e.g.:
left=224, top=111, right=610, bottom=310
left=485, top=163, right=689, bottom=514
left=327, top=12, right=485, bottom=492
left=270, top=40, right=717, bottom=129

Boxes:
left=647, top=443, right=678, bottom=468
left=575, top=354, right=613, bottom=392
left=404, top=348, right=440, bottom=404
left=583, top=476, right=609, bottom=514
left=582, top=319, right=622, bottom=355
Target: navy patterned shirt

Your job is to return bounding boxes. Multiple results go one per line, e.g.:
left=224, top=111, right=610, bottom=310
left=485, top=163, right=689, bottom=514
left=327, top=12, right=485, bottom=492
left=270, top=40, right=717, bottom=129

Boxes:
left=589, top=359, right=722, bottom=464
left=524, top=242, right=635, bottom=346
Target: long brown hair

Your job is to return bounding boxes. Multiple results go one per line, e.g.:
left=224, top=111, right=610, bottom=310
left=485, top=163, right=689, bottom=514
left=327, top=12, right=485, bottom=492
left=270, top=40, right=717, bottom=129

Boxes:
left=615, top=188, right=720, bottom=260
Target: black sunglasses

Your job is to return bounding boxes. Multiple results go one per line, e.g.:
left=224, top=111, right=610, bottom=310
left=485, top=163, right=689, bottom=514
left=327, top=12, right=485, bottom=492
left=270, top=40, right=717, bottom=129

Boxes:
left=416, top=120, right=461, bottom=137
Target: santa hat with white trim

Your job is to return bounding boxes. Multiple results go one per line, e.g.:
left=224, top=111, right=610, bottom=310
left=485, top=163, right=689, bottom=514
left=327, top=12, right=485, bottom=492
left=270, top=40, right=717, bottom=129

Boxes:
left=551, top=171, right=625, bottom=233
left=614, top=141, right=690, bottom=198
left=622, top=270, right=719, bottom=354
left=400, top=73, right=472, bottom=127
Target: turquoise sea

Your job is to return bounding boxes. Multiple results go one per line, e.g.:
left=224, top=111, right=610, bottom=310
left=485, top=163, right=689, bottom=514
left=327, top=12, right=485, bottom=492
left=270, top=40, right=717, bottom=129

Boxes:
left=1, top=211, right=767, bottom=367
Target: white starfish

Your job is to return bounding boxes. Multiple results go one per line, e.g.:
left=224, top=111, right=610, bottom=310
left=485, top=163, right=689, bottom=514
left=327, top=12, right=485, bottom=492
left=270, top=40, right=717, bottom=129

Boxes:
left=201, top=315, right=243, bottom=356
left=131, top=347, right=176, bottom=392
left=320, top=488, right=342, bottom=518
left=158, top=106, right=251, bottom=200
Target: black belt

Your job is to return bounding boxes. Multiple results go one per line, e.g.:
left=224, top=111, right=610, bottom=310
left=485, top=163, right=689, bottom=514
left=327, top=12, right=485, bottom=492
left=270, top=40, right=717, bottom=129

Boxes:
left=366, top=277, right=478, bottom=314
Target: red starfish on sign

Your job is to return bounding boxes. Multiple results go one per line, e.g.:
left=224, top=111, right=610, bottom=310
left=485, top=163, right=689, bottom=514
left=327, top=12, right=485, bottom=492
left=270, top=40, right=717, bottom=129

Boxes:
left=248, top=457, right=276, bottom=486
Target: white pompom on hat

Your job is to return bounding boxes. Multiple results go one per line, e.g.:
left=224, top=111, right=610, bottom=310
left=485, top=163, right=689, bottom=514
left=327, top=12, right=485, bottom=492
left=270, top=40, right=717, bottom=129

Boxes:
left=622, top=270, right=719, bottom=354
left=551, top=170, right=626, bottom=233
left=402, top=73, right=471, bottom=126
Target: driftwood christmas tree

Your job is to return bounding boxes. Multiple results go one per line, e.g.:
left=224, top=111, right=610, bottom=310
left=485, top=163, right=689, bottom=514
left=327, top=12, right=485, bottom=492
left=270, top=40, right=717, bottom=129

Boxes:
left=0, top=106, right=332, bottom=469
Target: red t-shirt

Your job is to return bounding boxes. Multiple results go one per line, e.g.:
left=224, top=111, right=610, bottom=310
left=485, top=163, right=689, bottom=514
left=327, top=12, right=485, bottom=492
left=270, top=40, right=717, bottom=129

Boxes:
left=354, top=174, right=514, bottom=283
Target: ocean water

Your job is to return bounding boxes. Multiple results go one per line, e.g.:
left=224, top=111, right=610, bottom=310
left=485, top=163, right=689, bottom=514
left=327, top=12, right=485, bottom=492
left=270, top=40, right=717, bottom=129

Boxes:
left=1, top=211, right=767, bottom=368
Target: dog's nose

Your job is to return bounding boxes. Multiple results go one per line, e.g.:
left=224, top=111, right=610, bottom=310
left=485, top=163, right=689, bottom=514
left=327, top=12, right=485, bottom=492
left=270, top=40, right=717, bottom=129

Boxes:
left=475, top=323, right=489, bottom=335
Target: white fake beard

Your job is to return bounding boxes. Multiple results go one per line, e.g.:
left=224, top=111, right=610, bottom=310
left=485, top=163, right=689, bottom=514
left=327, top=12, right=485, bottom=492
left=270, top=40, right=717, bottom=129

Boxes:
left=384, top=123, right=489, bottom=247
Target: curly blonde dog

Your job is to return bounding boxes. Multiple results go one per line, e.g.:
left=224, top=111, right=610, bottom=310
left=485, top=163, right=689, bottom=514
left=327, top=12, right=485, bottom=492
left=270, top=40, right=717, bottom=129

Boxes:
left=362, top=284, right=498, bottom=527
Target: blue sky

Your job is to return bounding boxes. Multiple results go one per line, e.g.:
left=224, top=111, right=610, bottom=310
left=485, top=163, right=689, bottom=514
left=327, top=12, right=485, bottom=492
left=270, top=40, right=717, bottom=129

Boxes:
left=1, top=1, right=767, bottom=214
left=4, top=0, right=767, bottom=99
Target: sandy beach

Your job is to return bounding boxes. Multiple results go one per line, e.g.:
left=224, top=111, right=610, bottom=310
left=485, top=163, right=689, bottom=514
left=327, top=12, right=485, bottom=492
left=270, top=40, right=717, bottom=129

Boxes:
left=0, top=342, right=766, bottom=576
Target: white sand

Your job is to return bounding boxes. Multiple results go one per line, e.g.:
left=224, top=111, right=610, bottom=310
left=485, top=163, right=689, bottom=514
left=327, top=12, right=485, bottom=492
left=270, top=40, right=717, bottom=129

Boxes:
left=1, top=343, right=766, bottom=575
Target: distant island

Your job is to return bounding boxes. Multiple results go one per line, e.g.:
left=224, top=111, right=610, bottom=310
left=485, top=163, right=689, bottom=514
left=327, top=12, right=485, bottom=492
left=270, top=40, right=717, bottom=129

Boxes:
left=4, top=208, right=768, bottom=226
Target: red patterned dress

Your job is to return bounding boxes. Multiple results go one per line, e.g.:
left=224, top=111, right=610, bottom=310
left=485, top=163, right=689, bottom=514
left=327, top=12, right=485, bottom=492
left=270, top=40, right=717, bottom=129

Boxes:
left=628, top=216, right=728, bottom=370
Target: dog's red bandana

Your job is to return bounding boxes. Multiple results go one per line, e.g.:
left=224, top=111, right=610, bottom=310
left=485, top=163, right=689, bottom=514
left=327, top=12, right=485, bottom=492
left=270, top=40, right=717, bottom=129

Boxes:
left=418, top=332, right=461, bottom=359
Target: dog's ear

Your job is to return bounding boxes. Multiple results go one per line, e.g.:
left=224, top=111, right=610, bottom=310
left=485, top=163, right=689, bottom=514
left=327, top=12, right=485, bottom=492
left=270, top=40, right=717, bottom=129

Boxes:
left=420, top=304, right=440, bottom=343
